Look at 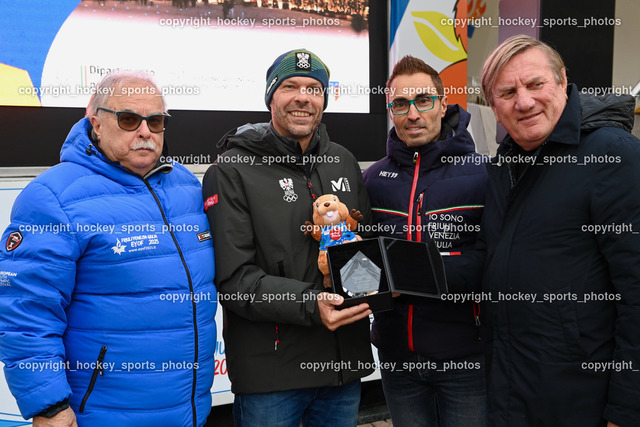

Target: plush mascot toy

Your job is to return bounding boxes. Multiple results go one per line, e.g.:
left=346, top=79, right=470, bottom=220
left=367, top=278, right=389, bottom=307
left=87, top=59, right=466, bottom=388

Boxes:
left=305, top=194, right=362, bottom=284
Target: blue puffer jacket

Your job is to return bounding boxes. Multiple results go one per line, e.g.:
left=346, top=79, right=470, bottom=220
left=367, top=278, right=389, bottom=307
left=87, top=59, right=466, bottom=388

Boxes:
left=363, top=105, right=487, bottom=361
left=0, top=118, right=216, bottom=426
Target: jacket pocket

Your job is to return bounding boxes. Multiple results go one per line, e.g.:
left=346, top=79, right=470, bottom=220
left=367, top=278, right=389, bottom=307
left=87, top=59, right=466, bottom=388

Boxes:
left=79, top=346, right=108, bottom=414
left=277, top=260, right=285, bottom=277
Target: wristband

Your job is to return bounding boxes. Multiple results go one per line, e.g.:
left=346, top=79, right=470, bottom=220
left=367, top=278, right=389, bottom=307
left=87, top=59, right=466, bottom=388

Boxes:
left=36, top=399, right=70, bottom=418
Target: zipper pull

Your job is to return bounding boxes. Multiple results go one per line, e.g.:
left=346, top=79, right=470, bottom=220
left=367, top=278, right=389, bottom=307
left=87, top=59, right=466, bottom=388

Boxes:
left=473, top=302, right=481, bottom=326
left=307, top=178, right=316, bottom=200
left=416, top=193, right=423, bottom=216
left=98, top=345, right=108, bottom=375
left=413, top=152, right=419, bottom=164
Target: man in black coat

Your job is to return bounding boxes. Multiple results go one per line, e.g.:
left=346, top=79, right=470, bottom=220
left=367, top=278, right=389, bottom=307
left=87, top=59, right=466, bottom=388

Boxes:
left=473, top=35, right=640, bottom=426
left=202, top=49, right=374, bottom=427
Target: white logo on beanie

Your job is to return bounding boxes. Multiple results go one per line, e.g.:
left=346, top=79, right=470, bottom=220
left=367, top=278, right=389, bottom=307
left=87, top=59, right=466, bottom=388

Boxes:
left=296, top=52, right=311, bottom=70
left=266, top=76, right=278, bottom=95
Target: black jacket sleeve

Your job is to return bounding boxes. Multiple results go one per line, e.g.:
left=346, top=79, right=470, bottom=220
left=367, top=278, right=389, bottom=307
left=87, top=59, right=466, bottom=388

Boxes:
left=592, top=131, right=640, bottom=425
left=202, top=163, right=323, bottom=326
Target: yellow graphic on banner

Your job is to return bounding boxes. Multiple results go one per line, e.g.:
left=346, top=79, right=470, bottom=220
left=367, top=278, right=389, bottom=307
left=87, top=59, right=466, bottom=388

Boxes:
left=411, top=11, right=467, bottom=64
left=0, top=63, right=41, bottom=106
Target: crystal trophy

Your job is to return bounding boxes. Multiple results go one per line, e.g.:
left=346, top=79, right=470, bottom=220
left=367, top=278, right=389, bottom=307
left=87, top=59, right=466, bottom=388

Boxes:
left=339, top=250, right=381, bottom=297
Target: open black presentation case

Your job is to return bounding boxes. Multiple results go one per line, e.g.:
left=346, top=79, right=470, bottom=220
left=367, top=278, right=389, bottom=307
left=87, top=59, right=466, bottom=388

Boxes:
left=326, top=237, right=448, bottom=313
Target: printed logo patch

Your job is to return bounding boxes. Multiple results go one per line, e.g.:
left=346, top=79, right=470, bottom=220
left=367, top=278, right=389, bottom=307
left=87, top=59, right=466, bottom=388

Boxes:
left=112, top=234, right=160, bottom=255
left=378, top=171, right=399, bottom=179
left=112, top=238, right=127, bottom=255
left=197, top=231, right=212, bottom=242
left=6, top=231, right=23, bottom=252
left=0, top=270, right=17, bottom=287
left=330, top=227, right=342, bottom=240
left=279, top=178, right=298, bottom=202
left=266, top=76, right=279, bottom=94
left=296, top=52, right=311, bottom=70
left=204, top=194, right=218, bottom=211
left=330, top=177, right=351, bottom=192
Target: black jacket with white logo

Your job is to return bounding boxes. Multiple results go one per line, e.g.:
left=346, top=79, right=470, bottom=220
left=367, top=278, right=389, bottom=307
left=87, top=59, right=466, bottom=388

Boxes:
left=203, top=122, right=374, bottom=394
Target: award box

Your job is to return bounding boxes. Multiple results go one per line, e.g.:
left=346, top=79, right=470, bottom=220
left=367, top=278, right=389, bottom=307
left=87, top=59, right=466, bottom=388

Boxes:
left=326, top=237, right=448, bottom=312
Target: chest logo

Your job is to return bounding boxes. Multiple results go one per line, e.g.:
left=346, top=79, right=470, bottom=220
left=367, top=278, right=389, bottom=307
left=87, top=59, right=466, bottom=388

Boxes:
left=330, top=177, right=351, bottom=192
left=279, top=178, right=299, bottom=202
left=112, top=238, right=127, bottom=255
left=378, top=171, right=399, bottom=179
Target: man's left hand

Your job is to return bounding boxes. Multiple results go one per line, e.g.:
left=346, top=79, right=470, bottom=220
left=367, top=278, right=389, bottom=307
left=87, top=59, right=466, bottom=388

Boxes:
left=317, top=293, right=371, bottom=331
left=32, top=407, right=77, bottom=427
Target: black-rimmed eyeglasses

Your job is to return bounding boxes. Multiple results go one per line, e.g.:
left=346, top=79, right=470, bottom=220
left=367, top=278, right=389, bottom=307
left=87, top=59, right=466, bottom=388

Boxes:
left=386, top=95, right=442, bottom=115
left=97, top=108, right=170, bottom=133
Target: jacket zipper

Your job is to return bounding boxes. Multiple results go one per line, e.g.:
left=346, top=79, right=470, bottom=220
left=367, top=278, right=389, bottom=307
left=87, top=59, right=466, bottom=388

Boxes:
left=79, top=346, right=108, bottom=414
left=406, top=152, right=421, bottom=352
left=275, top=261, right=285, bottom=351
left=301, top=170, right=344, bottom=383
left=334, top=333, right=344, bottom=385
left=406, top=152, right=421, bottom=241
left=144, top=179, right=199, bottom=427
left=415, top=193, right=424, bottom=243
left=305, top=176, right=317, bottom=201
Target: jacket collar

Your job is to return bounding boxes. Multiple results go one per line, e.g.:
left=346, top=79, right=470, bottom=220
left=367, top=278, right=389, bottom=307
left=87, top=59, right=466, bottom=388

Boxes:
left=61, top=118, right=173, bottom=183
left=219, top=121, right=330, bottom=158
left=545, top=83, right=581, bottom=146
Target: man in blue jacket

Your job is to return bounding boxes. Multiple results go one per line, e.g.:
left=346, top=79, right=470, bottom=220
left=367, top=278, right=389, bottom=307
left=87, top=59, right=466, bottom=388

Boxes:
left=0, top=71, right=216, bottom=426
left=363, top=56, right=487, bottom=426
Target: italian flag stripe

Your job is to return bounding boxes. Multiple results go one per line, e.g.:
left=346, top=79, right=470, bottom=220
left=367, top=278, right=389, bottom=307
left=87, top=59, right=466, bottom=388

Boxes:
left=372, top=207, right=408, bottom=217
left=424, top=205, right=484, bottom=216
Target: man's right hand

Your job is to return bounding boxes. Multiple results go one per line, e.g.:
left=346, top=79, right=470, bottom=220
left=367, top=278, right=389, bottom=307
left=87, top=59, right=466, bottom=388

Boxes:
left=317, top=292, right=371, bottom=331
left=33, top=407, right=77, bottom=427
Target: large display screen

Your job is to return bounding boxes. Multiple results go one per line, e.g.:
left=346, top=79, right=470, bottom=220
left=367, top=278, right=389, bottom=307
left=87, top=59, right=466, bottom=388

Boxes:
left=1, top=0, right=372, bottom=113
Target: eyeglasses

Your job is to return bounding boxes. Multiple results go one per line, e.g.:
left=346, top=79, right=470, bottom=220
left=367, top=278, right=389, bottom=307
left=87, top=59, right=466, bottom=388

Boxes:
left=386, top=96, right=442, bottom=115
left=97, top=108, right=170, bottom=133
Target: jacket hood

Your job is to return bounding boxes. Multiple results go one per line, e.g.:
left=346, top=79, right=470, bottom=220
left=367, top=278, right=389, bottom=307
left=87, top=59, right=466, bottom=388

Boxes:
left=59, top=118, right=172, bottom=182
left=580, top=89, right=635, bottom=133
left=387, top=104, right=477, bottom=169
left=217, top=121, right=330, bottom=158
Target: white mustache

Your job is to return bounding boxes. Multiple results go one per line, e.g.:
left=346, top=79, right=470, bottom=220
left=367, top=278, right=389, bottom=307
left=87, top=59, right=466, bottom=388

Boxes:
left=131, top=140, right=156, bottom=151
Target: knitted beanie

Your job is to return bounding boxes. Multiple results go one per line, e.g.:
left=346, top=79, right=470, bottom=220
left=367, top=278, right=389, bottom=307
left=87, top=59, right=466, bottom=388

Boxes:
left=264, top=49, right=330, bottom=110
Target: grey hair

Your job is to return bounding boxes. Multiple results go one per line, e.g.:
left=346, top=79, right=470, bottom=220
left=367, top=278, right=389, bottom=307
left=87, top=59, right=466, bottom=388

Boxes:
left=85, top=70, right=166, bottom=117
left=481, top=35, right=566, bottom=106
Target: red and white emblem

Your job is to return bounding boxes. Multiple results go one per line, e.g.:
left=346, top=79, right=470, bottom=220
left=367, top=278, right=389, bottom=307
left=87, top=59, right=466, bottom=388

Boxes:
left=6, top=231, right=23, bottom=252
left=329, top=227, right=342, bottom=241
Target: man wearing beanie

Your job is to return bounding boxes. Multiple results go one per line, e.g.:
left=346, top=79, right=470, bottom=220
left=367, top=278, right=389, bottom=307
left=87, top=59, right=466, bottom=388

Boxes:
left=203, top=49, right=375, bottom=426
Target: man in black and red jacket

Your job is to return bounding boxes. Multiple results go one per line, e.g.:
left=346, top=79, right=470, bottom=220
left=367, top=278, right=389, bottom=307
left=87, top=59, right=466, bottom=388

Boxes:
left=363, top=55, right=488, bottom=427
